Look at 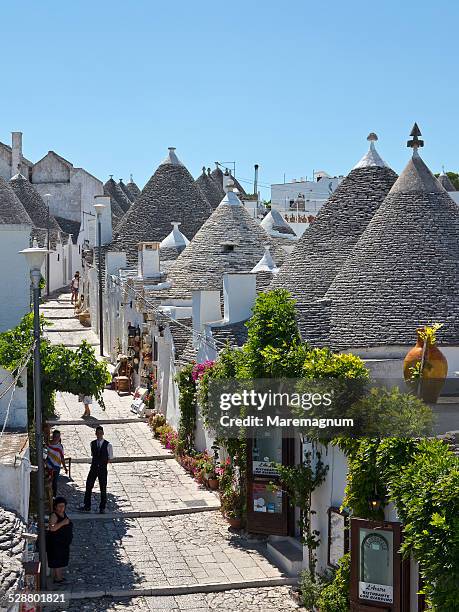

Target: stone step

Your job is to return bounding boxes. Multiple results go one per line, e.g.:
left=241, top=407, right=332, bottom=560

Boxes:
left=46, top=418, right=148, bottom=426
left=70, top=454, right=172, bottom=463
left=68, top=505, right=220, bottom=521
left=266, top=539, right=304, bottom=577
left=63, top=576, right=297, bottom=599
left=46, top=327, right=88, bottom=333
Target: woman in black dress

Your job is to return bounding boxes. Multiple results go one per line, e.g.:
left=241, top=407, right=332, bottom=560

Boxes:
left=46, top=496, right=73, bottom=582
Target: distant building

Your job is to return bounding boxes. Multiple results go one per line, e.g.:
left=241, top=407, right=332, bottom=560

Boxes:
left=271, top=170, right=343, bottom=235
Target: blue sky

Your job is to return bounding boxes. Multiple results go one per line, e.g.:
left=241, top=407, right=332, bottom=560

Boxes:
left=1, top=0, right=458, bottom=197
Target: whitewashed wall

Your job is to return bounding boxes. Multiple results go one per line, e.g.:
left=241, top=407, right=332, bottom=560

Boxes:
left=0, top=225, right=31, bottom=333
left=0, top=442, right=31, bottom=519
left=0, top=370, right=27, bottom=430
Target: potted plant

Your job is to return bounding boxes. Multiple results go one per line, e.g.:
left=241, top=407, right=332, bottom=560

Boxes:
left=225, top=508, right=242, bottom=529
left=200, top=455, right=219, bottom=489
left=404, top=323, right=448, bottom=403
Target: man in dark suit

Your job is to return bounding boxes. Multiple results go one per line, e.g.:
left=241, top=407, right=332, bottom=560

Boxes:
left=79, top=426, right=113, bottom=514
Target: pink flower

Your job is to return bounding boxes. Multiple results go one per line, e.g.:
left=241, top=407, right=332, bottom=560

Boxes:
left=191, top=360, right=215, bottom=382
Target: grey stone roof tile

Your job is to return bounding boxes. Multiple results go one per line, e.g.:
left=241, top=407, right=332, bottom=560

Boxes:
left=0, top=176, right=33, bottom=225
left=211, top=320, right=248, bottom=347
left=165, top=189, right=286, bottom=299
left=118, top=179, right=134, bottom=204
left=326, top=152, right=459, bottom=348
left=54, top=216, right=81, bottom=243
left=210, top=165, right=224, bottom=189
left=0, top=505, right=25, bottom=602
left=195, top=167, right=225, bottom=210
left=438, top=171, right=456, bottom=192
left=169, top=318, right=192, bottom=360
left=270, top=163, right=398, bottom=302
left=104, top=178, right=131, bottom=216
left=126, top=177, right=141, bottom=199
left=112, top=149, right=212, bottom=264
left=10, top=174, right=61, bottom=231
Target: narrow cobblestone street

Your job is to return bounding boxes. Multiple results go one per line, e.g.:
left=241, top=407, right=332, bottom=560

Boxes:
left=41, top=291, right=300, bottom=611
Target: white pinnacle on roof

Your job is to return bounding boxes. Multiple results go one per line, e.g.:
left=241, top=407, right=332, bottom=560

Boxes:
left=10, top=172, right=27, bottom=181
left=251, top=245, right=279, bottom=274
left=161, top=147, right=183, bottom=166
left=353, top=133, right=389, bottom=169
left=260, top=209, right=296, bottom=239
left=219, top=181, right=243, bottom=206
left=160, top=222, right=190, bottom=250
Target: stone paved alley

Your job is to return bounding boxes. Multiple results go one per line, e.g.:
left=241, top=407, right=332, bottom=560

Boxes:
left=41, top=292, right=300, bottom=611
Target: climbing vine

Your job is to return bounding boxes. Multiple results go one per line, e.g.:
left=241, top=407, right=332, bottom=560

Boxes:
left=337, top=436, right=459, bottom=610
left=272, top=451, right=328, bottom=578
left=175, top=363, right=197, bottom=455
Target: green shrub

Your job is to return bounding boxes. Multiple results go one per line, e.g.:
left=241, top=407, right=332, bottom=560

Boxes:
left=316, top=553, right=350, bottom=612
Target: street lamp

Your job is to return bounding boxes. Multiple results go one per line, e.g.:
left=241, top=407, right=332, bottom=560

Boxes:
left=44, top=194, right=51, bottom=296
left=94, top=200, right=105, bottom=356
left=19, top=244, right=49, bottom=590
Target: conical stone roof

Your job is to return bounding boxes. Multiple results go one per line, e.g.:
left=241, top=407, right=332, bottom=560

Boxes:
left=326, top=146, right=459, bottom=348
left=10, top=174, right=61, bottom=231
left=126, top=175, right=141, bottom=199
left=0, top=176, right=33, bottom=225
left=270, top=134, right=398, bottom=302
left=438, top=171, right=456, bottom=192
left=104, top=177, right=131, bottom=216
left=195, top=167, right=225, bottom=210
left=210, top=164, right=224, bottom=189
left=118, top=179, right=134, bottom=204
left=112, top=148, right=212, bottom=262
left=165, top=188, right=286, bottom=298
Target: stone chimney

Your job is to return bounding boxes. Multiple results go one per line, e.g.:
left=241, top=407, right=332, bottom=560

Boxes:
left=138, top=242, right=160, bottom=279
left=11, top=132, right=23, bottom=177
left=223, top=272, right=256, bottom=323
left=192, top=290, right=221, bottom=337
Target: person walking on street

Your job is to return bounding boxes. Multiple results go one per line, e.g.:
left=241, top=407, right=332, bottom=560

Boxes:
left=70, top=271, right=80, bottom=304
left=79, top=394, right=93, bottom=418
left=46, top=430, right=68, bottom=498
left=46, top=496, right=73, bottom=583
left=79, top=426, right=113, bottom=514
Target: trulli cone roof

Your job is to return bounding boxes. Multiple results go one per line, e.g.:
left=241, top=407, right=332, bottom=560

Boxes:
left=118, top=179, right=134, bottom=204
left=270, top=134, right=397, bottom=302
left=112, top=148, right=212, bottom=263
left=195, top=167, right=225, bottom=210
left=438, top=171, right=456, bottom=192
left=10, top=173, right=61, bottom=231
left=126, top=175, right=141, bottom=199
left=0, top=176, right=33, bottom=225
left=326, top=148, right=459, bottom=348
left=104, top=177, right=131, bottom=217
left=165, top=188, right=286, bottom=298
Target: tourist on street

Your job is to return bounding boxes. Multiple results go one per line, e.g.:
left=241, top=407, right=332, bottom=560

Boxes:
left=70, top=271, right=80, bottom=304
left=79, top=394, right=93, bottom=418
left=46, top=430, right=68, bottom=498
left=46, top=496, right=73, bottom=583
left=79, top=426, right=113, bottom=514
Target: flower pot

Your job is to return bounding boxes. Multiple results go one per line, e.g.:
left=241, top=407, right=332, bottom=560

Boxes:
left=403, top=330, right=448, bottom=403
left=226, top=517, right=241, bottom=529
left=208, top=478, right=219, bottom=490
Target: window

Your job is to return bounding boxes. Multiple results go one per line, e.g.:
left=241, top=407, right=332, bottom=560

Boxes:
left=222, top=244, right=235, bottom=253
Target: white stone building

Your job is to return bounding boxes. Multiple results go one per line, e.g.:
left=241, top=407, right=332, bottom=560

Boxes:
left=271, top=171, right=343, bottom=236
